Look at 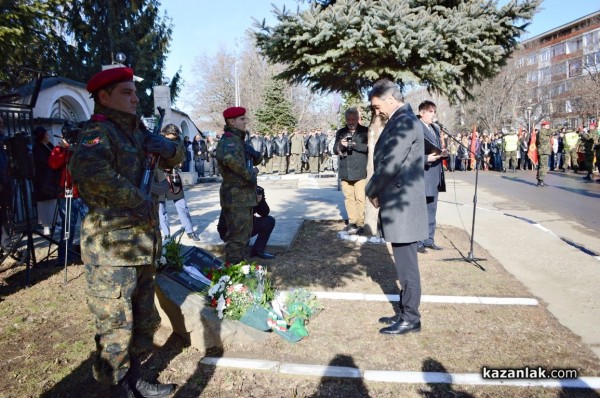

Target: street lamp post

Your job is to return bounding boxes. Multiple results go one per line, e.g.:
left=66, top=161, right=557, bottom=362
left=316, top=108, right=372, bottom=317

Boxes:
left=526, top=106, right=533, bottom=135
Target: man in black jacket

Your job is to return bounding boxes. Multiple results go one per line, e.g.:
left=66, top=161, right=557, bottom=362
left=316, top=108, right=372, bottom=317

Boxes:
left=272, top=131, right=288, bottom=175
left=217, top=185, right=276, bottom=260
left=334, top=107, right=369, bottom=235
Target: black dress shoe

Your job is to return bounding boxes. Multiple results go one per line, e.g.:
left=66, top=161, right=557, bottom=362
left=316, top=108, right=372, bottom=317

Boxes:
left=251, top=250, right=275, bottom=260
left=423, top=243, right=443, bottom=251
left=417, top=245, right=427, bottom=254
left=379, top=320, right=421, bottom=335
left=378, top=315, right=399, bottom=325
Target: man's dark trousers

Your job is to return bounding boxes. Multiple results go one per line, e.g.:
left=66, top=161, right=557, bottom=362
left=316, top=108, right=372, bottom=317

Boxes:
left=423, top=193, right=438, bottom=247
left=391, top=242, right=421, bottom=324
left=251, top=215, right=275, bottom=253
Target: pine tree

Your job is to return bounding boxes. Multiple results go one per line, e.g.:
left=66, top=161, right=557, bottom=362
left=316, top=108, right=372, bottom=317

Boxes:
left=0, top=0, right=65, bottom=84
left=55, top=0, right=174, bottom=116
left=255, top=0, right=540, bottom=102
left=255, top=79, right=297, bottom=134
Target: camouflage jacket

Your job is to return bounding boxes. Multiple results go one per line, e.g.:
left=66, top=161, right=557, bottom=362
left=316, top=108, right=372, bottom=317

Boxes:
left=69, top=104, right=184, bottom=266
left=216, top=126, right=262, bottom=207
left=536, top=128, right=552, bottom=155
left=581, top=130, right=597, bottom=154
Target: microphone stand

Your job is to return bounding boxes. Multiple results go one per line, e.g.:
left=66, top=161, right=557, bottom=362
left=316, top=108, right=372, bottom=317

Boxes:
left=437, top=124, right=491, bottom=268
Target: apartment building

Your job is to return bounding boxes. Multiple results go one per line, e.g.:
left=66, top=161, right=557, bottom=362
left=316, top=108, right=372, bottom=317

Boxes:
left=515, top=10, right=600, bottom=128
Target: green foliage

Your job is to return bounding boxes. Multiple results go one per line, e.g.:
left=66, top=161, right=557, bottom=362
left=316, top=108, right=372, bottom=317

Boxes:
left=54, top=0, right=174, bottom=116
left=0, top=0, right=65, bottom=82
left=159, top=234, right=184, bottom=272
left=0, top=0, right=177, bottom=116
left=255, top=78, right=298, bottom=133
left=284, top=288, right=322, bottom=325
left=255, top=0, right=540, bottom=102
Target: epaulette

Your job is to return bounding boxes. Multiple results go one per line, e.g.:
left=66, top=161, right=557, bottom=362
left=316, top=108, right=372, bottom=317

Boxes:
left=91, top=114, right=108, bottom=122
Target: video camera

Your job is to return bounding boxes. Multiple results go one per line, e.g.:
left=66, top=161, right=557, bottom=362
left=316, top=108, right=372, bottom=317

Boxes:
left=345, top=133, right=353, bottom=154
left=61, top=121, right=85, bottom=147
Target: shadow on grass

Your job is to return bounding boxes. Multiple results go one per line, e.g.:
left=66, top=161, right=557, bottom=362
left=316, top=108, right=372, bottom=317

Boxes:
left=309, top=354, right=370, bottom=398
left=419, top=358, right=475, bottom=398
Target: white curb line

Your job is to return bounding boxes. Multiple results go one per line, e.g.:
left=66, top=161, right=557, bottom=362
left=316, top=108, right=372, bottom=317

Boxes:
left=201, top=357, right=600, bottom=389
left=313, top=291, right=539, bottom=306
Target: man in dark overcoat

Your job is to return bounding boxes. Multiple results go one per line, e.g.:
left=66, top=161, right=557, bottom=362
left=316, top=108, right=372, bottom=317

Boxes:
left=365, top=79, right=428, bottom=336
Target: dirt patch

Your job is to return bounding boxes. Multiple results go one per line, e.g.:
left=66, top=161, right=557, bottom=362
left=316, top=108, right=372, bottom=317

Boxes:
left=1, top=221, right=599, bottom=397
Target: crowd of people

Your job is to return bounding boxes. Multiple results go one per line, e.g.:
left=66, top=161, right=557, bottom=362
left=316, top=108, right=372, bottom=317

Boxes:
left=184, top=126, right=340, bottom=178
left=440, top=123, right=600, bottom=184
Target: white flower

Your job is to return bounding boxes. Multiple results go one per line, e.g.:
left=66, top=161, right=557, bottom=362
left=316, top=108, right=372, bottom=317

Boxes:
left=232, top=283, right=244, bottom=292
left=241, top=265, right=250, bottom=275
left=158, top=256, right=167, bottom=266
left=208, top=283, right=222, bottom=298
left=216, top=294, right=226, bottom=319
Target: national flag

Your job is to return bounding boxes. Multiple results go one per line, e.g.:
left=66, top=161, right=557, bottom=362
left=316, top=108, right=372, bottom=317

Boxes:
left=528, top=128, right=539, bottom=166
left=469, top=125, right=477, bottom=169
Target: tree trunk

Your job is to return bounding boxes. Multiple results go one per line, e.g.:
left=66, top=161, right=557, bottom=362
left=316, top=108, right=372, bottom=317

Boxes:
left=364, top=115, right=384, bottom=237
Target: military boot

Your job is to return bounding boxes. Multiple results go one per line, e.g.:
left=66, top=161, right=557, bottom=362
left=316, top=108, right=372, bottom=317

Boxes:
left=109, top=375, right=136, bottom=398
left=129, top=358, right=176, bottom=398
left=131, top=377, right=176, bottom=398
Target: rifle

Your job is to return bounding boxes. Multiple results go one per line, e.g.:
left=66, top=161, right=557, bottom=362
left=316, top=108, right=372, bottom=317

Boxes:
left=245, top=130, right=253, bottom=172
left=139, top=106, right=166, bottom=196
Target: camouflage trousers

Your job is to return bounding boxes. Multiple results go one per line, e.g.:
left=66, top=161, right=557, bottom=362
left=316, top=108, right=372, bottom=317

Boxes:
left=537, top=154, right=550, bottom=182
left=222, top=206, right=253, bottom=264
left=563, top=149, right=579, bottom=171
left=85, top=263, right=161, bottom=385
left=503, top=151, right=517, bottom=170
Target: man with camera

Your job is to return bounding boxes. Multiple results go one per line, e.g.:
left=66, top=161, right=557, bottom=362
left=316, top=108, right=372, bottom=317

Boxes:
left=334, top=107, right=369, bottom=235
left=48, top=122, right=89, bottom=266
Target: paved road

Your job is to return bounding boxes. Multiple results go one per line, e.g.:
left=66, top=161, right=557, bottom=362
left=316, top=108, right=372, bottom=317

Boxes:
left=436, top=169, right=600, bottom=359
left=444, top=168, right=600, bottom=238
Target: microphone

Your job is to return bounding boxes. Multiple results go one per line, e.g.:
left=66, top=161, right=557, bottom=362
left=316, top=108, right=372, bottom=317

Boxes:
left=433, top=119, right=450, bottom=134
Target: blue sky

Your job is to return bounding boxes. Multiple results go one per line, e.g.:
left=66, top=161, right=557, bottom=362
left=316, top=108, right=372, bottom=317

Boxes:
left=160, top=0, right=600, bottom=93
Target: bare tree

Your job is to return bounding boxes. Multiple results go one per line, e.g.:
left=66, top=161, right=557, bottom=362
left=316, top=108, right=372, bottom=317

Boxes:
left=462, top=58, right=528, bottom=132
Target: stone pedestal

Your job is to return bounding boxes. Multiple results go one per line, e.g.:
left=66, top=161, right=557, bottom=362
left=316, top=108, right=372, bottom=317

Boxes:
left=154, top=274, right=270, bottom=352
left=179, top=171, right=197, bottom=186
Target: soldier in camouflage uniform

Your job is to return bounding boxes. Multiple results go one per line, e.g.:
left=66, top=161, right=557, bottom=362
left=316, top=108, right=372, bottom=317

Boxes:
left=581, top=122, right=597, bottom=181
left=215, top=107, right=263, bottom=264
left=502, top=129, right=519, bottom=172
left=536, top=121, right=552, bottom=187
left=562, top=129, right=580, bottom=173
left=69, top=67, right=184, bottom=398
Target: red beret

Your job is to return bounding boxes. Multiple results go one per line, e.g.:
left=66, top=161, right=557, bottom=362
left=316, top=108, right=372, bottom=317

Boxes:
left=590, top=122, right=597, bottom=127
left=87, top=67, right=134, bottom=93
left=540, top=121, right=550, bottom=126
left=223, top=107, right=246, bottom=119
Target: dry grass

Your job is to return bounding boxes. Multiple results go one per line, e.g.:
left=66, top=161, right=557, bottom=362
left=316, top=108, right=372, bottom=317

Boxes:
left=0, top=221, right=599, bottom=397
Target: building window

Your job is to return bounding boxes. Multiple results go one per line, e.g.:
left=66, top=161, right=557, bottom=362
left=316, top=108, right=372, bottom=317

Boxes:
left=568, top=59, right=582, bottom=77
left=566, top=38, right=583, bottom=53
left=526, top=53, right=537, bottom=65
left=539, top=49, right=550, bottom=62
left=51, top=98, right=79, bottom=121
left=584, top=29, right=600, bottom=48
left=552, top=62, right=567, bottom=78
left=551, top=42, right=566, bottom=57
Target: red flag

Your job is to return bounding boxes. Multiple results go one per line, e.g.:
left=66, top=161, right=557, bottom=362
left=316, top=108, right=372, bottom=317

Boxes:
left=469, top=125, right=477, bottom=169
left=528, top=128, right=538, bottom=166
left=518, top=126, right=523, bottom=139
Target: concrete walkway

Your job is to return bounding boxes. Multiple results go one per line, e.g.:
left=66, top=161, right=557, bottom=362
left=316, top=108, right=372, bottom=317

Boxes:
left=163, top=171, right=600, bottom=360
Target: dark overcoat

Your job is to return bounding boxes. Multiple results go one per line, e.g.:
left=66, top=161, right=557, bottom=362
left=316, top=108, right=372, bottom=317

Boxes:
left=365, top=104, right=428, bottom=244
